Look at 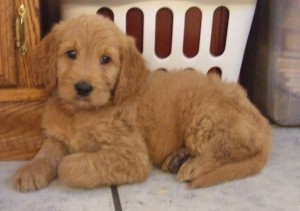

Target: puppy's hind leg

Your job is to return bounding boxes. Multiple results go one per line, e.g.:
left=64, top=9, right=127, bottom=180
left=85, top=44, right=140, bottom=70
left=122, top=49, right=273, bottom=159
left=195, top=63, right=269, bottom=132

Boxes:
left=189, top=152, right=267, bottom=188
left=177, top=116, right=225, bottom=184
left=181, top=115, right=270, bottom=188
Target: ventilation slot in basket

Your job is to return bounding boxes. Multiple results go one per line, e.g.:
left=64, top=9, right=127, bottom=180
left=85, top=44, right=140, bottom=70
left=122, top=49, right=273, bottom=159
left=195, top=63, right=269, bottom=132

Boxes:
left=207, top=67, right=222, bottom=77
left=126, top=8, right=144, bottom=53
left=97, top=7, right=114, bottom=21
left=155, top=8, right=173, bottom=58
left=183, top=7, right=202, bottom=58
left=210, top=7, right=229, bottom=57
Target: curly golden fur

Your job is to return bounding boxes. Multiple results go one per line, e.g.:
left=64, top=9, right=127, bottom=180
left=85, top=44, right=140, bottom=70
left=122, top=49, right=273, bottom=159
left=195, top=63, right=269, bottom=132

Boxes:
left=13, top=15, right=272, bottom=192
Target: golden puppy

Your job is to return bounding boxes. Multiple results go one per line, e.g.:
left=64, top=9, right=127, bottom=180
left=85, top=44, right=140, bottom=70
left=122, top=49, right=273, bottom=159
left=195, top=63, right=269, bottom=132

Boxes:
left=13, top=15, right=272, bottom=192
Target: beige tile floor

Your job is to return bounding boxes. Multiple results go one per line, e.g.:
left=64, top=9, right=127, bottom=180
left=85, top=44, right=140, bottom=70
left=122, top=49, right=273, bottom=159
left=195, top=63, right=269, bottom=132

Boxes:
left=0, top=127, right=299, bottom=211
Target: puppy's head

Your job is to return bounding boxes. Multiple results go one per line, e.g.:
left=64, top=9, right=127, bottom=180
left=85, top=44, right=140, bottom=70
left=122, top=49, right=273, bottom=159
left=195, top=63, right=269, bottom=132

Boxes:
left=31, top=15, right=148, bottom=110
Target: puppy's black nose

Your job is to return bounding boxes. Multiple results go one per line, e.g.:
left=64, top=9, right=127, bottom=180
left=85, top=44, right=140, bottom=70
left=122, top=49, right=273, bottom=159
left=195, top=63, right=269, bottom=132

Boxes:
left=74, top=81, right=93, bottom=96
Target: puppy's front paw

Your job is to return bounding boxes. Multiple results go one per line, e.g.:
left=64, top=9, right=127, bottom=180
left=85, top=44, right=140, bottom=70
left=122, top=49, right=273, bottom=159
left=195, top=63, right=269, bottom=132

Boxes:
left=13, top=159, right=56, bottom=192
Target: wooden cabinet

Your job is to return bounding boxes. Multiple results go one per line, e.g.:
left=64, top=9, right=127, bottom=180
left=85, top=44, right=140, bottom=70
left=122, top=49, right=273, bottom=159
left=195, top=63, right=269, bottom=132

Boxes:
left=0, top=0, right=49, bottom=160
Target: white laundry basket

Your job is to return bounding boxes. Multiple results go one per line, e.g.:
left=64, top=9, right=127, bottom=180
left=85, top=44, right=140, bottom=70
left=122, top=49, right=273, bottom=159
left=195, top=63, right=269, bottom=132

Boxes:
left=60, top=0, right=257, bottom=82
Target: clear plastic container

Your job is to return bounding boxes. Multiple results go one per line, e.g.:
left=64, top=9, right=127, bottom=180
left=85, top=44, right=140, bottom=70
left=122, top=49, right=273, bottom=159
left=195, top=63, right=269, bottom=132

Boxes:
left=267, top=0, right=300, bottom=125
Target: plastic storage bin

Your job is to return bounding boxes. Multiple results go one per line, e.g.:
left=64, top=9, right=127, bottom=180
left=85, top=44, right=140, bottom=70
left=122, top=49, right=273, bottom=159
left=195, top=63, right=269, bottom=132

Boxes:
left=266, top=0, right=300, bottom=125
left=60, top=0, right=257, bottom=82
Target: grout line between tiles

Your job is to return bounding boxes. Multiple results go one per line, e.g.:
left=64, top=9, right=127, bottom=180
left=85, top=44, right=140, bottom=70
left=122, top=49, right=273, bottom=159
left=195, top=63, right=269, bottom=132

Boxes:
left=111, top=185, right=123, bottom=211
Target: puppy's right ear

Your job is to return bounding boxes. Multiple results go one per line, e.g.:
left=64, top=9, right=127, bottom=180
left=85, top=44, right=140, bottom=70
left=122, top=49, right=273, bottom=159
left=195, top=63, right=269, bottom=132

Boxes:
left=29, top=30, right=58, bottom=90
left=113, top=37, right=149, bottom=104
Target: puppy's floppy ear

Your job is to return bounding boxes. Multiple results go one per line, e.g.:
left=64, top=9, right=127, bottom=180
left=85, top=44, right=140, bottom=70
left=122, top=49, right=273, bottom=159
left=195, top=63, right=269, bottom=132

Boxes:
left=29, top=29, right=58, bottom=90
left=113, top=37, right=149, bottom=104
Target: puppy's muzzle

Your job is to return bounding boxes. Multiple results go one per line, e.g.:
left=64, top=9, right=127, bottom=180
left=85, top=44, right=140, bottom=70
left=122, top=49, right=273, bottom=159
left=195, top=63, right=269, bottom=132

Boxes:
left=74, top=81, right=93, bottom=97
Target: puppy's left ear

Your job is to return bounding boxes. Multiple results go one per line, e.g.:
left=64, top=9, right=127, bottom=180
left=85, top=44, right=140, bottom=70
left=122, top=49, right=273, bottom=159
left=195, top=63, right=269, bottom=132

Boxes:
left=113, top=37, right=149, bottom=104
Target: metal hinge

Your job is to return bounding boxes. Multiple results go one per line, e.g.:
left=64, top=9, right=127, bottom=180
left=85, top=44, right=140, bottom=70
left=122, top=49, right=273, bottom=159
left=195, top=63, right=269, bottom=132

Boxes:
left=15, top=4, right=28, bottom=55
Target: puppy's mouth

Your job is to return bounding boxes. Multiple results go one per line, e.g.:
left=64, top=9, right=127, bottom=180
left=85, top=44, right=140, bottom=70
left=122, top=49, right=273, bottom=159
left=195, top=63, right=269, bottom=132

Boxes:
left=75, top=95, right=91, bottom=101
left=71, top=95, right=95, bottom=110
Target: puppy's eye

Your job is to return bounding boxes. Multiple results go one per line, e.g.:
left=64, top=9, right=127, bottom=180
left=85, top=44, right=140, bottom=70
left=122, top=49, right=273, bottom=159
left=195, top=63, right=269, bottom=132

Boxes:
left=66, top=50, right=77, bottom=60
left=100, top=56, right=111, bottom=64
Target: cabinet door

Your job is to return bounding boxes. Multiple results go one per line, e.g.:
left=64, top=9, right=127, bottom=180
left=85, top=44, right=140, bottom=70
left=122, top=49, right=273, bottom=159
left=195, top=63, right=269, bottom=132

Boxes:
left=0, top=0, right=49, bottom=101
left=0, top=0, right=50, bottom=160
left=0, top=0, right=18, bottom=87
